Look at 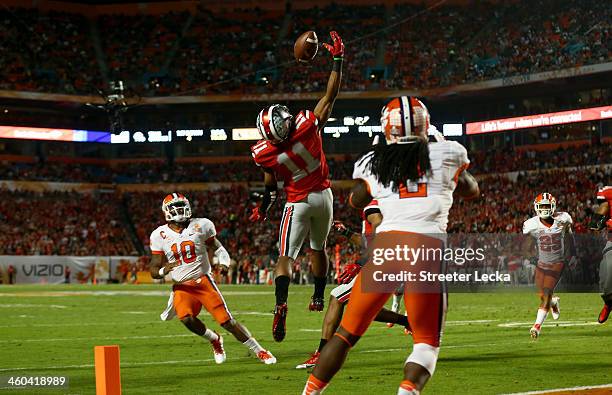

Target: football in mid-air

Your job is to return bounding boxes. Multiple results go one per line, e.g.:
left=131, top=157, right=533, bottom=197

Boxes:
left=294, top=31, right=318, bottom=63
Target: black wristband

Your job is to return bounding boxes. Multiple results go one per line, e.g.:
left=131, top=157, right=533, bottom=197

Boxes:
left=332, top=57, right=343, bottom=72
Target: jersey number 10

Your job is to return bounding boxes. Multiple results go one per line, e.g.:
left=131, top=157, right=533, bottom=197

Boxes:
left=171, top=241, right=197, bottom=264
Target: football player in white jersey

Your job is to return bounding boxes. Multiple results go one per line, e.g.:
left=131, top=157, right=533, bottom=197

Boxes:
left=150, top=193, right=276, bottom=365
left=296, top=203, right=412, bottom=370
left=522, top=193, right=576, bottom=339
left=303, top=96, right=479, bottom=395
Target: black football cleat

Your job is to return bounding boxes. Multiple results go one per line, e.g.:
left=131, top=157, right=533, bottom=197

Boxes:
left=272, top=303, right=288, bottom=342
left=309, top=296, right=324, bottom=312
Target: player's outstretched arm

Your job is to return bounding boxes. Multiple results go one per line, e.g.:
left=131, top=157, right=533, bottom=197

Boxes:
left=455, top=170, right=479, bottom=200
left=313, top=31, right=344, bottom=128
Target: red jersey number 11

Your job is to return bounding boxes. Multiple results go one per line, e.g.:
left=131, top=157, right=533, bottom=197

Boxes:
left=277, top=142, right=320, bottom=182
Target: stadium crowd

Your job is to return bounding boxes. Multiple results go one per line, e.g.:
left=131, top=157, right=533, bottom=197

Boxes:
left=0, top=8, right=101, bottom=94
left=0, top=189, right=136, bottom=256
left=1, top=1, right=609, bottom=95
left=1, top=143, right=608, bottom=183
left=0, top=163, right=608, bottom=286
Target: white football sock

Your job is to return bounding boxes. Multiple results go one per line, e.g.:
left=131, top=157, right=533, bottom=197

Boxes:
left=392, top=294, right=401, bottom=312
left=397, top=387, right=419, bottom=395
left=202, top=329, right=219, bottom=342
left=535, top=308, right=548, bottom=326
left=243, top=337, right=264, bottom=353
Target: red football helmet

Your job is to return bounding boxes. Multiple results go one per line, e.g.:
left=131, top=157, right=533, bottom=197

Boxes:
left=380, top=96, right=430, bottom=144
left=256, top=104, right=293, bottom=143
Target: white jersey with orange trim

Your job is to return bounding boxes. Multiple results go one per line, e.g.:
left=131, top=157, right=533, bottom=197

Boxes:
left=361, top=199, right=380, bottom=236
left=522, top=212, right=573, bottom=264
left=353, top=140, right=469, bottom=235
left=150, top=218, right=216, bottom=283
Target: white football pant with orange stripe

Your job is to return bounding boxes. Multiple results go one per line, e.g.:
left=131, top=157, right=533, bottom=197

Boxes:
left=278, top=188, right=333, bottom=259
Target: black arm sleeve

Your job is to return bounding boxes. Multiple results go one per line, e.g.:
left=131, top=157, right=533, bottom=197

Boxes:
left=589, top=213, right=607, bottom=230
left=260, top=184, right=277, bottom=213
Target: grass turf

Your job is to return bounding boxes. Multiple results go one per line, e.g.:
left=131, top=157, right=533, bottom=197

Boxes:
left=0, top=284, right=610, bottom=395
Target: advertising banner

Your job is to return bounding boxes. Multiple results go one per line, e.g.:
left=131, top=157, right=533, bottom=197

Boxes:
left=0, top=256, right=139, bottom=284
left=466, top=105, right=612, bottom=135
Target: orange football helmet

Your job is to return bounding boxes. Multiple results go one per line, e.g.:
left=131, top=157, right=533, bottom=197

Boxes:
left=380, top=96, right=430, bottom=144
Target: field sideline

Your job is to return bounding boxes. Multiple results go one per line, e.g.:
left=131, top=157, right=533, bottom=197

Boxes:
left=0, top=284, right=610, bottom=395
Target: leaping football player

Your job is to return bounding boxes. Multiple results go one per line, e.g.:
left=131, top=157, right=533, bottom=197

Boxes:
left=589, top=185, right=612, bottom=323
left=302, top=96, right=479, bottom=395
left=150, top=193, right=276, bottom=364
left=296, top=201, right=412, bottom=369
left=249, top=31, right=344, bottom=342
left=522, top=193, right=577, bottom=339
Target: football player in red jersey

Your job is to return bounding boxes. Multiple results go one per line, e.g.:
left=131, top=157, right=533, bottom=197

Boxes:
left=249, top=31, right=343, bottom=342
left=589, top=186, right=612, bottom=323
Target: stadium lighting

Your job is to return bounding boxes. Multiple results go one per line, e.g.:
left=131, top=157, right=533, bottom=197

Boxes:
left=232, top=128, right=261, bottom=140
left=442, top=124, right=463, bottom=136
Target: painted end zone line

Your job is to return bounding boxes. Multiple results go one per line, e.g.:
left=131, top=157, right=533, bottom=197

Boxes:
left=502, top=383, right=612, bottom=394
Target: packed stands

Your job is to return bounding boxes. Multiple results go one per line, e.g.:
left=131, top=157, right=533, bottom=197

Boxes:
left=0, top=8, right=101, bottom=94
left=277, top=3, right=386, bottom=93
left=0, top=189, right=137, bottom=256
left=170, top=8, right=283, bottom=95
left=1, top=144, right=609, bottom=183
left=448, top=166, right=610, bottom=234
left=453, top=0, right=611, bottom=84
left=383, top=3, right=496, bottom=89
left=1, top=163, right=608, bottom=259
left=100, top=11, right=190, bottom=96
left=0, top=2, right=609, bottom=95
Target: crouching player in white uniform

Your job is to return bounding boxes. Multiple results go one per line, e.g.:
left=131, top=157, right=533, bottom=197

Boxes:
left=296, top=201, right=411, bottom=369
left=150, top=193, right=276, bottom=364
left=522, top=193, right=576, bottom=339
left=303, top=96, right=479, bottom=395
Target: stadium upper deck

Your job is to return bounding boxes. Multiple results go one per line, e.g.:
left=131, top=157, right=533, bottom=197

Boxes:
left=0, top=0, right=609, bottom=96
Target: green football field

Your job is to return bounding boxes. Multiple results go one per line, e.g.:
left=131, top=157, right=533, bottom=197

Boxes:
left=0, top=284, right=610, bottom=395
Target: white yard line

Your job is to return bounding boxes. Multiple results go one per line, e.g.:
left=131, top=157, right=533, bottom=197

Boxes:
left=501, top=383, right=612, bottom=394
left=298, top=319, right=499, bottom=332
left=498, top=320, right=599, bottom=328
left=0, top=333, right=193, bottom=344
left=0, top=321, right=161, bottom=328
left=0, top=304, right=67, bottom=309
left=0, top=337, right=606, bottom=374
left=0, top=291, right=273, bottom=297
